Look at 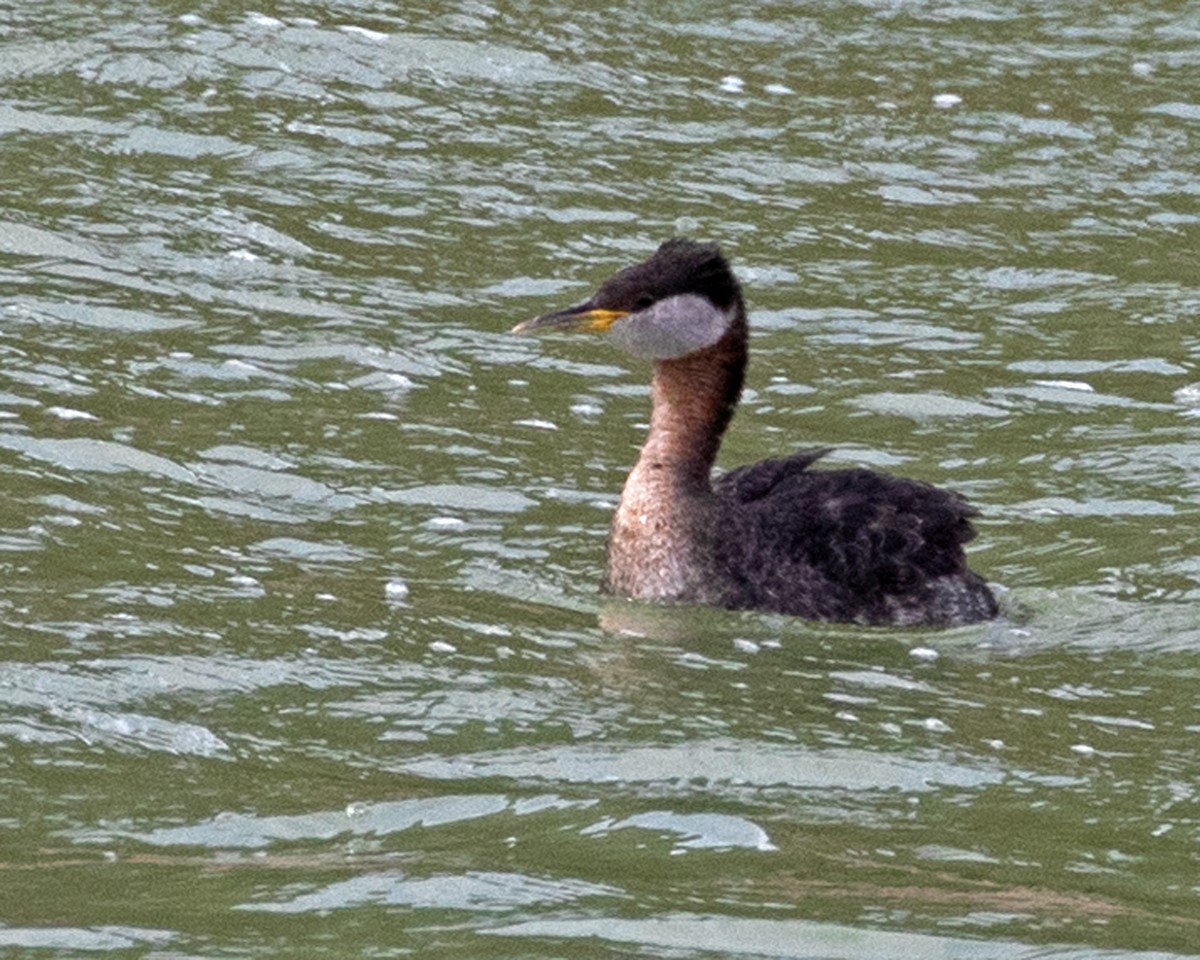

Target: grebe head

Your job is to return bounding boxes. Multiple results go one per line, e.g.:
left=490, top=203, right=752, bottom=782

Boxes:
left=512, top=238, right=743, bottom=361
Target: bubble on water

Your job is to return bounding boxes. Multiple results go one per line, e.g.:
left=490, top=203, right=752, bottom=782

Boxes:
left=341, top=25, right=388, bottom=42
left=46, top=406, right=98, bottom=421
left=246, top=12, right=284, bottom=28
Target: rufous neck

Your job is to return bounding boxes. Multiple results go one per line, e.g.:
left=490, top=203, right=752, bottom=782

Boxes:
left=634, top=323, right=747, bottom=487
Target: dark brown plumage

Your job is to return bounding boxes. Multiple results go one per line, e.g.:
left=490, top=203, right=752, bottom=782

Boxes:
left=514, top=238, right=997, bottom=627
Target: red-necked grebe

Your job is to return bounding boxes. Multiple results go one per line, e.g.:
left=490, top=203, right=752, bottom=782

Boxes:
left=513, top=238, right=997, bottom=627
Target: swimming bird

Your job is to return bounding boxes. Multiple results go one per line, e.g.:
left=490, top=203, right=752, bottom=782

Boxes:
left=512, top=238, right=997, bottom=627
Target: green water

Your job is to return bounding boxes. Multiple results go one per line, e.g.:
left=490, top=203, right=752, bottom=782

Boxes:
left=2, top=2, right=1199, bottom=957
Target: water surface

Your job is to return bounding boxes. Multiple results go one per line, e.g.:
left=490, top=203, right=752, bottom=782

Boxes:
left=2, top=2, right=1199, bottom=957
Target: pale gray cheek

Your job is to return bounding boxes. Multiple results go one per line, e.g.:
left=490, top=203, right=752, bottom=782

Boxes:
left=609, top=316, right=694, bottom=360
left=608, top=295, right=733, bottom=361
left=657, top=295, right=731, bottom=350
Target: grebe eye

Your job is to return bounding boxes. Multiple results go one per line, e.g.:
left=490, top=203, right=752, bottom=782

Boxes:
left=634, top=294, right=654, bottom=311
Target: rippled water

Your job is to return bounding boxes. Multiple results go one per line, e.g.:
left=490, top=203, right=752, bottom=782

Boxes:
left=2, top=2, right=1199, bottom=957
